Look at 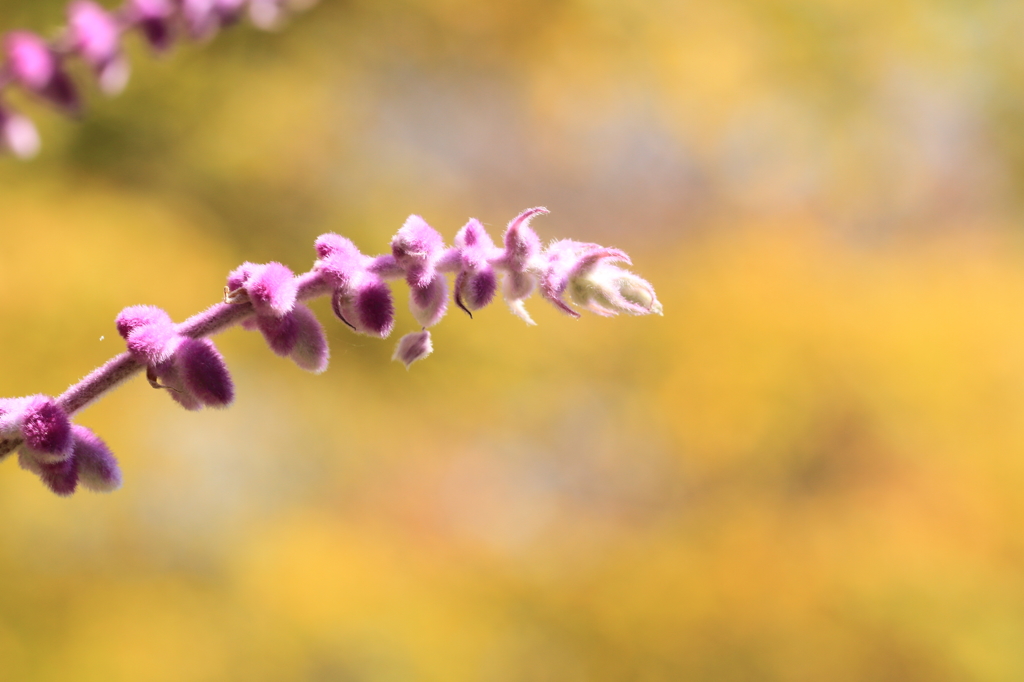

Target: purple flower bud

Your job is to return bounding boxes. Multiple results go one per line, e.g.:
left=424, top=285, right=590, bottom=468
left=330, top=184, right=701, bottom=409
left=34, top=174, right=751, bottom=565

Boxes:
left=500, top=207, right=546, bottom=271
left=392, top=330, right=432, bottom=369
left=410, top=275, right=448, bottom=327
left=181, top=0, right=221, bottom=39
left=226, top=261, right=298, bottom=317
left=149, top=360, right=204, bottom=411
left=453, top=219, right=499, bottom=315
left=4, top=32, right=55, bottom=90
left=249, top=0, right=287, bottom=29
left=176, top=338, right=234, bottom=408
left=121, top=309, right=180, bottom=364
left=392, top=215, right=445, bottom=289
left=314, top=235, right=365, bottom=289
left=289, top=304, right=329, bottom=373
left=215, top=0, right=247, bottom=23
left=331, top=276, right=396, bottom=338
left=116, top=304, right=171, bottom=338
left=71, top=425, right=122, bottom=493
left=67, top=1, right=129, bottom=94
left=19, top=450, right=78, bottom=496
left=126, top=0, right=175, bottom=51
left=19, top=396, right=73, bottom=463
left=455, top=269, right=498, bottom=315
left=256, top=310, right=299, bottom=356
left=3, top=32, right=80, bottom=114
left=0, top=107, right=40, bottom=159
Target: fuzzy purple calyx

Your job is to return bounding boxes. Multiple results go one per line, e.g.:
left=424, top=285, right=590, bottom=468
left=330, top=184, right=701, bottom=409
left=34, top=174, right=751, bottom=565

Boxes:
left=17, top=396, right=74, bottom=463
left=392, top=330, right=433, bottom=369
left=393, top=215, right=445, bottom=289
left=71, top=425, right=122, bottom=493
left=289, top=304, right=330, bottom=373
left=127, top=0, right=175, bottom=51
left=177, top=338, right=234, bottom=408
left=331, top=277, right=396, bottom=338
left=117, top=305, right=179, bottom=364
left=410, top=275, right=448, bottom=328
left=226, top=261, right=298, bottom=317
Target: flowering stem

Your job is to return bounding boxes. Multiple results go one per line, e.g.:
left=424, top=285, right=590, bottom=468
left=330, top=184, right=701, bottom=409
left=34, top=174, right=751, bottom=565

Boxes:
left=1, top=209, right=662, bottom=495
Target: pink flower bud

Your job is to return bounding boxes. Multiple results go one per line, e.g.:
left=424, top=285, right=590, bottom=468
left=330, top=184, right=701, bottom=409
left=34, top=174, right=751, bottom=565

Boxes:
left=392, top=330, right=432, bottom=369
left=453, top=219, right=499, bottom=315
left=176, top=338, right=234, bottom=408
left=256, top=310, right=300, bottom=355
left=127, top=0, right=175, bottom=51
left=410, top=276, right=448, bottom=327
left=3, top=32, right=80, bottom=114
left=226, top=261, right=297, bottom=317
left=4, top=32, right=55, bottom=90
left=67, top=1, right=128, bottom=94
left=0, top=107, right=40, bottom=159
left=71, top=425, right=122, bottom=493
left=117, top=305, right=179, bottom=363
left=289, top=304, right=329, bottom=373
left=314, top=234, right=365, bottom=289
left=500, top=207, right=546, bottom=271
left=19, top=396, right=73, bottom=463
left=331, top=276, right=396, bottom=338
left=392, top=215, right=445, bottom=289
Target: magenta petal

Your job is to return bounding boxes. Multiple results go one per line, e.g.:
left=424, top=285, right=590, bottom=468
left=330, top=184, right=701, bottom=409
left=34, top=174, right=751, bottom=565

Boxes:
left=256, top=311, right=299, bottom=356
left=410, top=276, right=448, bottom=327
left=176, top=338, right=234, bottom=408
left=289, top=304, right=329, bottom=373
left=392, top=330, right=433, bottom=369
left=71, top=425, right=122, bottom=493
left=20, top=396, right=73, bottom=462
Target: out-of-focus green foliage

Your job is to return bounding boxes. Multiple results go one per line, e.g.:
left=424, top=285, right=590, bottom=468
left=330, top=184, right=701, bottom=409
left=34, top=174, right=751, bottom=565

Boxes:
left=3, top=0, right=1024, bottom=680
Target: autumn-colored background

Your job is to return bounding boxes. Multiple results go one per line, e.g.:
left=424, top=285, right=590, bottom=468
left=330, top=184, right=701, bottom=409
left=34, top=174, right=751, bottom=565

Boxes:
left=3, top=0, right=1024, bottom=679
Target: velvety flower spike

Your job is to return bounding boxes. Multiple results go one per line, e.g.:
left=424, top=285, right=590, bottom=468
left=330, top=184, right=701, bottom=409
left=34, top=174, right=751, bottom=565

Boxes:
left=0, top=0, right=318, bottom=157
left=1, top=207, right=660, bottom=496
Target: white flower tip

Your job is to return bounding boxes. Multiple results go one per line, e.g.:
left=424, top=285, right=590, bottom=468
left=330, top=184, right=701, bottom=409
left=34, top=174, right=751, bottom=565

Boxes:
left=507, top=300, right=536, bottom=326
left=2, top=114, right=41, bottom=159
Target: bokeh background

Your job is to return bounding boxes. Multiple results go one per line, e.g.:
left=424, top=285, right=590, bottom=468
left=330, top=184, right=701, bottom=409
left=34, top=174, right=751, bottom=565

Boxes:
left=3, top=0, right=1024, bottom=679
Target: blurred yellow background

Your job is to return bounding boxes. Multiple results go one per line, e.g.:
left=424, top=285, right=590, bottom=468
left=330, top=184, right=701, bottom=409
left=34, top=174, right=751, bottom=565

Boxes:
left=4, top=0, right=1024, bottom=679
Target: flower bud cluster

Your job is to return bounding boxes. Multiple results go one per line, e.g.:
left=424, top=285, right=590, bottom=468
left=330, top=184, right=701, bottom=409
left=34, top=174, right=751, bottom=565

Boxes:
left=0, top=0, right=317, bottom=158
left=226, top=261, right=329, bottom=373
left=0, top=396, right=121, bottom=496
left=116, top=305, right=235, bottom=410
left=0, top=207, right=661, bottom=495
